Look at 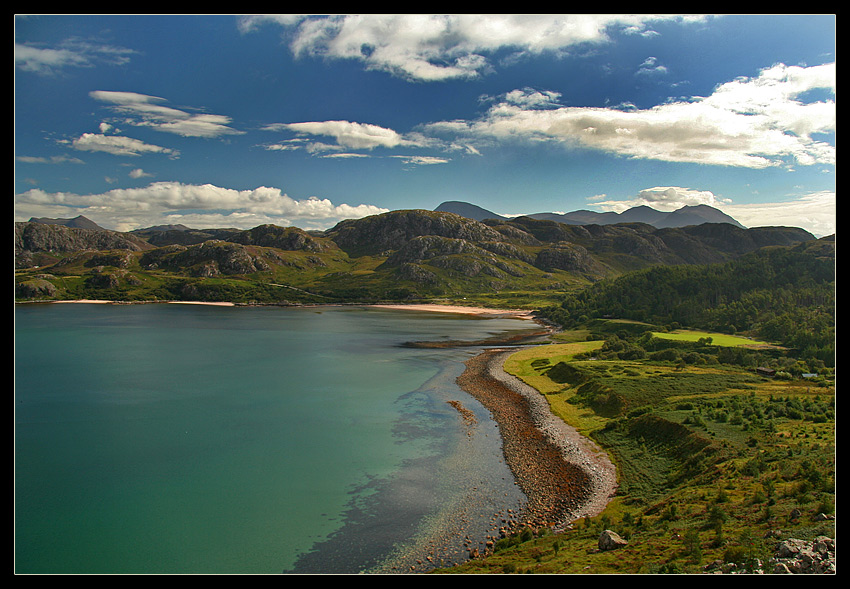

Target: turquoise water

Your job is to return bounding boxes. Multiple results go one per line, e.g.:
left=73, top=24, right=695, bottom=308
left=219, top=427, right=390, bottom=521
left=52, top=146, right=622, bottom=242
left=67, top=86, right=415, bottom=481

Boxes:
left=14, top=303, right=530, bottom=574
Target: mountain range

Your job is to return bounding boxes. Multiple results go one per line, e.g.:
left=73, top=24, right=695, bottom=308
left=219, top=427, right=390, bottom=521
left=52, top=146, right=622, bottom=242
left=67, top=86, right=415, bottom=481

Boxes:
left=16, top=206, right=825, bottom=305
left=434, top=201, right=746, bottom=229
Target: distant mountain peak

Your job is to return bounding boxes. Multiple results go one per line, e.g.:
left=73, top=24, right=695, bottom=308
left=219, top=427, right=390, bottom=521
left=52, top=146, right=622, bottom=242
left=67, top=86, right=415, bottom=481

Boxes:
left=439, top=201, right=745, bottom=230
left=27, top=215, right=105, bottom=230
left=434, top=201, right=506, bottom=221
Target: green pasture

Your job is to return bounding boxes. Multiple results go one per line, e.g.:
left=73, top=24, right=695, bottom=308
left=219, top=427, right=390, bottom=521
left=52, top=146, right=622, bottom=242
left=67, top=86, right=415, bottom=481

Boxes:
left=651, top=330, right=770, bottom=347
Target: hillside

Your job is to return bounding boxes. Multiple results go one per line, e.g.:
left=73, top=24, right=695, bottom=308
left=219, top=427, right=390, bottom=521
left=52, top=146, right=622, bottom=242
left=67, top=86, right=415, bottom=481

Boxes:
left=439, top=326, right=835, bottom=574
left=15, top=210, right=817, bottom=306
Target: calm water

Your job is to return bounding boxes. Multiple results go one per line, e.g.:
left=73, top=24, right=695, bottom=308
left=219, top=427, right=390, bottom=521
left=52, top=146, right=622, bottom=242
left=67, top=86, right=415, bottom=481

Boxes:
left=14, top=303, right=530, bottom=574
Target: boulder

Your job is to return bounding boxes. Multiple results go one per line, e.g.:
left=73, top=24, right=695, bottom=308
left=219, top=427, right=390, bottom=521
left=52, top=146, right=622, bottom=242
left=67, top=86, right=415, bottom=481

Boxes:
left=598, top=529, right=628, bottom=551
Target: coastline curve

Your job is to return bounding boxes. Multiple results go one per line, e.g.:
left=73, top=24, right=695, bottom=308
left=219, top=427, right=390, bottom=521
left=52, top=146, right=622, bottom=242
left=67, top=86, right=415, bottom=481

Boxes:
left=457, top=348, right=617, bottom=534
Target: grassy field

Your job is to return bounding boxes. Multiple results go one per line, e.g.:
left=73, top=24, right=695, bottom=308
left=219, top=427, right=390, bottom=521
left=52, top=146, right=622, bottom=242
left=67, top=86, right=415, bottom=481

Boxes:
left=651, top=330, right=771, bottom=348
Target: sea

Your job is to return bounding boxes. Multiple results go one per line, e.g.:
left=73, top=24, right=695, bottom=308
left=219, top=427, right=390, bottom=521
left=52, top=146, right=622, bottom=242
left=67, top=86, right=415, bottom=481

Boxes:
left=14, top=303, right=534, bottom=574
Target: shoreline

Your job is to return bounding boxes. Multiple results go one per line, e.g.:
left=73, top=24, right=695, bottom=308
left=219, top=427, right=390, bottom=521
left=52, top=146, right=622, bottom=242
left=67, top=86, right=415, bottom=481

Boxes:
left=368, top=303, right=535, bottom=319
left=33, top=300, right=532, bottom=316
left=456, top=348, right=617, bottom=535
left=48, top=299, right=237, bottom=306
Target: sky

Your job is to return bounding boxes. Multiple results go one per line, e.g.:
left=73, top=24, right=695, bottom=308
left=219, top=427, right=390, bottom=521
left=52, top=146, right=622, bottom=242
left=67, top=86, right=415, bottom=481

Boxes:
left=14, top=14, right=836, bottom=236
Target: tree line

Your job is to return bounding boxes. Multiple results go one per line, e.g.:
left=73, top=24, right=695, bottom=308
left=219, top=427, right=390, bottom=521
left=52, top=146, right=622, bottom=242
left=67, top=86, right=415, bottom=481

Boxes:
left=538, top=241, right=835, bottom=368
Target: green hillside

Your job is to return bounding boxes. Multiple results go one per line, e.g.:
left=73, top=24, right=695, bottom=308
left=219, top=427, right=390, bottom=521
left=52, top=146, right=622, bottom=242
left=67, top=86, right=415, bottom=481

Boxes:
left=15, top=210, right=820, bottom=309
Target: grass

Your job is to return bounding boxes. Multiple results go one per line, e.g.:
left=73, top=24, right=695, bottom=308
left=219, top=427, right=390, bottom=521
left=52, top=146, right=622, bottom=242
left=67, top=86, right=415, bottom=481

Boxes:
left=652, top=330, right=771, bottom=348
left=503, top=341, right=606, bottom=434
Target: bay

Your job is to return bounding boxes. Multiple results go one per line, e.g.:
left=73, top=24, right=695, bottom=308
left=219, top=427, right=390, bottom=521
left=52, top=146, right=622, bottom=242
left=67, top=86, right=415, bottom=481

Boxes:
left=14, top=303, right=531, bottom=574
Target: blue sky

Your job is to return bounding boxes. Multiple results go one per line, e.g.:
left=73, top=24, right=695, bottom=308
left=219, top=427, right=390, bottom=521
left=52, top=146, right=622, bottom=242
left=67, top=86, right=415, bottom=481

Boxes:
left=15, top=14, right=835, bottom=236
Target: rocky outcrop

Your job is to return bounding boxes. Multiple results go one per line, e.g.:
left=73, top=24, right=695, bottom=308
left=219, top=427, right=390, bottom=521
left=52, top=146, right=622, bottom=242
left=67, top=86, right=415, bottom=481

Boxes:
left=703, top=536, right=836, bottom=574
left=326, top=210, right=505, bottom=255
left=771, top=536, right=836, bottom=574
left=385, top=235, right=489, bottom=265
left=534, top=243, right=606, bottom=276
left=15, top=222, right=152, bottom=268
left=227, top=224, right=333, bottom=252
left=139, top=240, right=270, bottom=276
left=15, top=277, right=58, bottom=298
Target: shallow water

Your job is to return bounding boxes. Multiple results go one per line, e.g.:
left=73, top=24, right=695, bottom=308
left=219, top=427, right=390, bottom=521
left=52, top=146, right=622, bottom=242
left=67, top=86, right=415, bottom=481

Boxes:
left=14, top=303, right=529, bottom=574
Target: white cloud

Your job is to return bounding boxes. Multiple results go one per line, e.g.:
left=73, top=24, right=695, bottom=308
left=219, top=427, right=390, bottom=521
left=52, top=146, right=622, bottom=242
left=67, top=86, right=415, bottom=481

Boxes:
left=90, top=90, right=243, bottom=138
left=723, top=191, right=835, bottom=237
left=320, top=152, right=372, bottom=159
left=70, top=133, right=179, bottom=157
left=268, top=120, right=416, bottom=150
left=423, top=62, right=835, bottom=169
left=14, top=181, right=388, bottom=231
left=594, top=186, right=731, bottom=212
left=240, top=14, right=706, bottom=81
left=17, top=154, right=85, bottom=165
left=390, top=155, right=450, bottom=166
left=636, top=56, right=667, bottom=76
left=14, top=39, right=136, bottom=75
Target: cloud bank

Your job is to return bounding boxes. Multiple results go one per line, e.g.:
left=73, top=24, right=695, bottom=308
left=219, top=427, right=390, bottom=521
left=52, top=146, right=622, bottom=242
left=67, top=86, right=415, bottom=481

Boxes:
left=425, top=63, right=835, bottom=168
left=14, top=182, right=389, bottom=232
left=239, top=14, right=705, bottom=81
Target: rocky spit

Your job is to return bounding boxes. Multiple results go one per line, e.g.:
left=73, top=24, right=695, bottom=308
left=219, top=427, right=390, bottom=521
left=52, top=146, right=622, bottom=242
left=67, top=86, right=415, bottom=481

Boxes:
left=456, top=348, right=618, bottom=533
left=372, top=345, right=619, bottom=573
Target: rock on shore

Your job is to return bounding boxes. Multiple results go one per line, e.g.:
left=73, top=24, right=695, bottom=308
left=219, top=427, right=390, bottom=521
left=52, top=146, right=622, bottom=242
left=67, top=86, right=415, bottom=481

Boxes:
left=456, top=348, right=618, bottom=532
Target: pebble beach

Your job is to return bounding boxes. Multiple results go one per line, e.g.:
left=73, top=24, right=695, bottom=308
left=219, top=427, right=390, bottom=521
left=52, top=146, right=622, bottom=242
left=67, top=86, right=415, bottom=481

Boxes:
left=457, top=348, right=618, bottom=533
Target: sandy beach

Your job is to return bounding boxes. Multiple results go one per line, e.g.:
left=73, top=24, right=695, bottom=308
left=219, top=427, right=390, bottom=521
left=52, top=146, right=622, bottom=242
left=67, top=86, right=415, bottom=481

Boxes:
left=369, top=303, right=535, bottom=319
left=50, top=299, right=236, bottom=306
left=457, top=348, right=618, bottom=533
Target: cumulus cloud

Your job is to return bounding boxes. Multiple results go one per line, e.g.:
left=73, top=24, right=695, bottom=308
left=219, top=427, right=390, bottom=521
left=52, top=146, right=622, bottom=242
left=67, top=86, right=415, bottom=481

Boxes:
left=129, top=168, right=152, bottom=179
left=90, top=90, right=243, bottom=138
left=239, top=14, right=706, bottom=81
left=14, top=181, right=389, bottom=231
left=423, top=62, right=835, bottom=168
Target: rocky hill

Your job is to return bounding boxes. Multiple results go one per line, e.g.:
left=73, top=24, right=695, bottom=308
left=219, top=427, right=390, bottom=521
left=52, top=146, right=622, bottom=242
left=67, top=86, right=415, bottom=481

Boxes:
left=27, top=214, right=105, bottom=230
left=15, top=221, right=154, bottom=268
left=14, top=209, right=819, bottom=303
